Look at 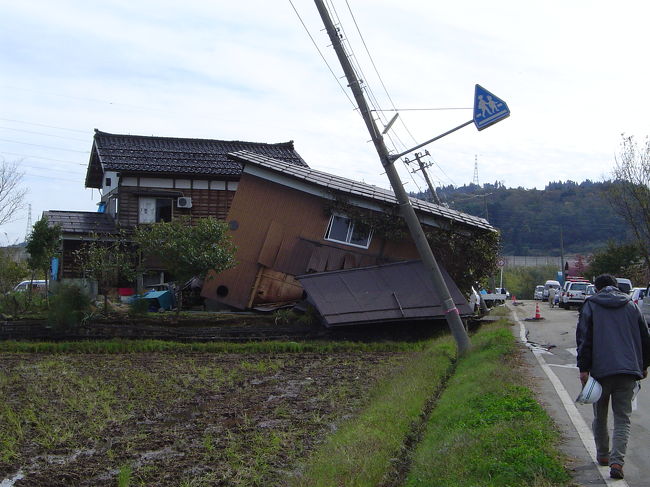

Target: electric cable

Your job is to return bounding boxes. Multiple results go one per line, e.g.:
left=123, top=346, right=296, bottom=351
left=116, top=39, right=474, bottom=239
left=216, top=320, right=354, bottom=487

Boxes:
left=0, top=126, right=88, bottom=142
left=0, top=138, right=89, bottom=153
left=288, top=0, right=356, bottom=110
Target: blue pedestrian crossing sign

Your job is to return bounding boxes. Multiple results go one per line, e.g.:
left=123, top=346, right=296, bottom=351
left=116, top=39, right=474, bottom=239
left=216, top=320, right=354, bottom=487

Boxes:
left=473, top=84, right=510, bottom=131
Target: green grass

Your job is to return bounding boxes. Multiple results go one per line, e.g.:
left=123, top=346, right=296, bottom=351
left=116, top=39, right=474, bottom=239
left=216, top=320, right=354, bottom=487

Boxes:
left=291, top=322, right=570, bottom=487
left=0, top=339, right=427, bottom=354
left=404, top=323, right=571, bottom=487
left=290, top=336, right=457, bottom=487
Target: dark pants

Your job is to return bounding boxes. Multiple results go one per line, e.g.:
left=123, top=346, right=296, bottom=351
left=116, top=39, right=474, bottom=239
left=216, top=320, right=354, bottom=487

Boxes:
left=592, top=374, right=637, bottom=466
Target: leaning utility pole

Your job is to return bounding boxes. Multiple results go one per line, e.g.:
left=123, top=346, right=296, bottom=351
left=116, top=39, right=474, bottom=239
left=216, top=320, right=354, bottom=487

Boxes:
left=410, top=151, right=441, bottom=205
left=313, top=0, right=471, bottom=354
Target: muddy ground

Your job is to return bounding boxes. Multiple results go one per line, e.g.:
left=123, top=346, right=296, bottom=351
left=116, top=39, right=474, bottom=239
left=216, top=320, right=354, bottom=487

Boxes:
left=0, top=350, right=411, bottom=486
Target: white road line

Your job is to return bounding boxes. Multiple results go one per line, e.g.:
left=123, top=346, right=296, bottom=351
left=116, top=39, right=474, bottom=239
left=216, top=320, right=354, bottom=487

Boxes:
left=513, top=310, right=629, bottom=487
left=548, top=363, right=579, bottom=369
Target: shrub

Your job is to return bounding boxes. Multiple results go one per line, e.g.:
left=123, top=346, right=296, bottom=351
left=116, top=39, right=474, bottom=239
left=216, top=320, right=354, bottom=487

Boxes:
left=48, top=283, right=92, bottom=331
left=0, top=291, right=48, bottom=318
left=128, top=298, right=149, bottom=318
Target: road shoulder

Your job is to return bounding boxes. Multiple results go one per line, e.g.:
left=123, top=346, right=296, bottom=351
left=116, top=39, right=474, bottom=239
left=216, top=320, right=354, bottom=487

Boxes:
left=505, top=303, right=608, bottom=486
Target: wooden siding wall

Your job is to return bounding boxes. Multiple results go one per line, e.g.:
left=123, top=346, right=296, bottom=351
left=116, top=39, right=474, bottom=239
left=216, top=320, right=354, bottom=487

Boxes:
left=60, top=240, right=85, bottom=279
left=202, top=173, right=421, bottom=309
left=117, top=185, right=235, bottom=227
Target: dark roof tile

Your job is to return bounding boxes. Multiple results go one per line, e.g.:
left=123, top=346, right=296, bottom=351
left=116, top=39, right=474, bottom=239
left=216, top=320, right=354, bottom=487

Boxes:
left=43, top=211, right=117, bottom=235
left=85, top=130, right=308, bottom=188
left=229, top=150, right=495, bottom=232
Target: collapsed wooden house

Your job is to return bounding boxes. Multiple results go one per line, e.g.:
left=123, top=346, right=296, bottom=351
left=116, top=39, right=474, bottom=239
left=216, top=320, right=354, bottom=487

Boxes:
left=200, top=150, right=495, bottom=323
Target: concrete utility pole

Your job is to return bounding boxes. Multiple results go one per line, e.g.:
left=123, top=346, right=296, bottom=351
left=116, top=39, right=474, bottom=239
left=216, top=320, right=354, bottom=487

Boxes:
left=409, top=151, right=441, bottom=205
left=313, top=0, right=471, bottom=354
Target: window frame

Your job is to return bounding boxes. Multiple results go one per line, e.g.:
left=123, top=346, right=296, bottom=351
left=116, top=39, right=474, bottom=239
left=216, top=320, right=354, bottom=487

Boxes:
left=324, top=214, right=373, bottom=249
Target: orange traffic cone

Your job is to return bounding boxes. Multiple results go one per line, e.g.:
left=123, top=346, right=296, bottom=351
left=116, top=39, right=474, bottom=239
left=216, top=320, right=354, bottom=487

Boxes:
left=534, top=303, right=542, bottom=320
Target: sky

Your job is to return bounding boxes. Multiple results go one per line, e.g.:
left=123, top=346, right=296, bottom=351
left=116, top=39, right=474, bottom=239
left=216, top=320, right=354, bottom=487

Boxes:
left=1, top=0, right=649, bottom=245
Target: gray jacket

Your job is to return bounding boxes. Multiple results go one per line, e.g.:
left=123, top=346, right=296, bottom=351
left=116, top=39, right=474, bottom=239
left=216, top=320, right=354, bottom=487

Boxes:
left=576, top=286, right=650, bottom=380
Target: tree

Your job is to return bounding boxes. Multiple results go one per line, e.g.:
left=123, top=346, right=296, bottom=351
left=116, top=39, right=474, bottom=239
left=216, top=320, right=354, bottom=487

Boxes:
left=0, top=249, right=28, bottom=293
left=25, top=217, right=61, bottom=300
left=133, top=217, right=237, bottom=314
left=586, top=241, right=643, bottom=280
left=0, top=158, right=28, bottom=226
left=73, top=232, right=137, bottom=314
left=605, top=134, right=650, bottom=269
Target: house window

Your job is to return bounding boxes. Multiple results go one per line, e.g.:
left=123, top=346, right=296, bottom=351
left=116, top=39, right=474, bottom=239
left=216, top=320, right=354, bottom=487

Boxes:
left=324, top=214, right=372, bottom=248
left=139, top=197, right=172, bottom=223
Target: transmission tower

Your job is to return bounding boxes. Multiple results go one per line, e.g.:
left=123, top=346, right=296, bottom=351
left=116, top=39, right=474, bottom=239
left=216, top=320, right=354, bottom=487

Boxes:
left=472, top=155, right=480, bottom=186
left=25, top=203, right=32, bottom=240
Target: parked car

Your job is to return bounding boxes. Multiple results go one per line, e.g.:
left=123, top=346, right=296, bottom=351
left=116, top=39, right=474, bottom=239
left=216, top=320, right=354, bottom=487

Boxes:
left=586, top=284, right=596, bottom=297
left=12, top=280, right=48, bottom=293
left=543, top=280, right=561, bottom=301
left=642, top=283, right=650, bottom=324
left=630, top=287, right=646, bottom=307
left=534, top=285, right=544, bottom=300
left=615, top=277, right=633, bottom=294
left=494, top=287, right=510, bottom=299
left=559, top=279, right=590, bottom=309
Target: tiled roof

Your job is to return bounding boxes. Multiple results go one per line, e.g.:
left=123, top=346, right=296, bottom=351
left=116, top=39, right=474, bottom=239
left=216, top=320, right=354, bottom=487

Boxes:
left=43, top=211, right=117, bottom=235
left=297, top=260, right=473, bottom=326
left=85, top=130, right=308, bottom=188
left=229, top=150, right=495, bottom=232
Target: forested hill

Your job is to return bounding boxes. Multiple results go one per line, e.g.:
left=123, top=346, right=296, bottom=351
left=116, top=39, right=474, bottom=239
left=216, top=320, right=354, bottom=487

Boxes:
left=413, top=180, right=629, bottom=255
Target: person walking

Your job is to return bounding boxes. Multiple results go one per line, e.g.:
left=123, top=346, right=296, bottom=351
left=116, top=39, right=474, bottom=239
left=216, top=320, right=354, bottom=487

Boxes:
left=548, top=286, right=557, bottom=308
left=576, top=274, right=650, bottom=479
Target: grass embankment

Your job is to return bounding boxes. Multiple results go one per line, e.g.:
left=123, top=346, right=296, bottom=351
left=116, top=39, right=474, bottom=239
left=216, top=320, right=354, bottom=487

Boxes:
left=405, top=324, right=570, bottom=486
left=294, top=321, right=571, bottom=487
left=291, top=336, right=456, bottom=487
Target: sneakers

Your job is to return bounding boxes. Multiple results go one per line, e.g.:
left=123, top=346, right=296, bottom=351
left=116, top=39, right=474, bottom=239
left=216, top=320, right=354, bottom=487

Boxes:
left=597, top=457, right=609, bottom=466
left=610, top=464, right=624, bottom=479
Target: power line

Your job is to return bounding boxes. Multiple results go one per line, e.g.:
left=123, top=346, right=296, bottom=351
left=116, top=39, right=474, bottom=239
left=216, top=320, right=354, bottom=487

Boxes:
left=0, top=138, right=89, bottom=153
left=339, top=0, right=456, bottom=191
left=19, top=162, right=83, bottom=176
left=0, top=117, right=88, bottom=133
left=23, top=172, right=82, bottom=183
left=1, top=151, right=86, bottom=165
left=0, top=126, right=88, bottom=142
left=372, top=107, right=472, bottom=112
left=288, top=0, right=356, bottom=109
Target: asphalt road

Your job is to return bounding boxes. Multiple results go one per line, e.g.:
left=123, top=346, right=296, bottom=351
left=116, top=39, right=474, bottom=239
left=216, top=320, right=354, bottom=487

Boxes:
left=507, top=300, right=648, bottom=486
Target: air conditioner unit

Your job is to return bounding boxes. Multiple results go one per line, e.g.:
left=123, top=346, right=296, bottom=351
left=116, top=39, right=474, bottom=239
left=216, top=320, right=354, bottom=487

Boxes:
left=177, top=196, right=192, bottom=208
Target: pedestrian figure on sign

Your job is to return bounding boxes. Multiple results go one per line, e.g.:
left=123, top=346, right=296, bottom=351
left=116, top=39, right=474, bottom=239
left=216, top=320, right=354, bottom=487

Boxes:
left=576, top=274, right=650, bottom=479
left=477, top=95, right=490, bottom=117
left=487, top=95, right=499, bottom=113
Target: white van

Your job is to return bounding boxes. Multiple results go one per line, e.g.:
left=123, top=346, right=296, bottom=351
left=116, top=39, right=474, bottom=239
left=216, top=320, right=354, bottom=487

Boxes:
left=615, top=278, right=633, bottom=294
left=13, top=280, right=48, bottom=293
left=543, top=280, right=561, bottom=301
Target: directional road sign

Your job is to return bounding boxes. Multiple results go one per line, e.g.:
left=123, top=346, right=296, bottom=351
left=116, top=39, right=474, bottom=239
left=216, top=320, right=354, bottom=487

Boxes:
left=473, top=84, right=510, bottom=131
